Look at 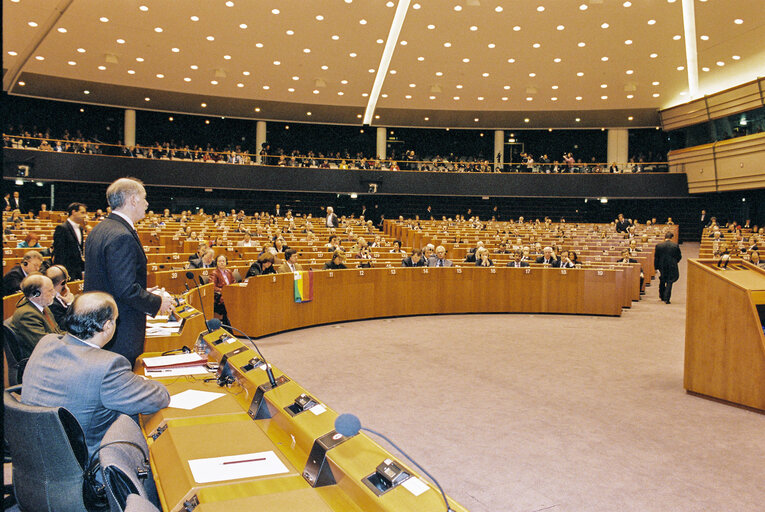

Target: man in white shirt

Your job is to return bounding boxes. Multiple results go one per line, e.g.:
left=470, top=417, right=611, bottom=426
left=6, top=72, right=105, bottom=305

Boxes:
left=326, top=206, right=338, bottom=228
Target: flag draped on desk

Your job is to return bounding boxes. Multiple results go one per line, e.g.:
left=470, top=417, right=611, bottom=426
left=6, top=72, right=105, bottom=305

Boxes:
left=294, top=270, right=314, bottom=303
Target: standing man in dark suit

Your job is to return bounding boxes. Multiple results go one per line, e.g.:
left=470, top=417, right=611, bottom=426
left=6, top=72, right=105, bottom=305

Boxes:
left=21, top=292, right=170, bottom=458
left=615, top=213, right=632, bottom=233
left=699, top=209, right=707, bottom=239
left=11, top=191, right=23, bottom=212
left=52, top=202, right=87, bottom=280
left=84, top=178, right=173, bottom=365
left=654, top=232, right=682, bottom=304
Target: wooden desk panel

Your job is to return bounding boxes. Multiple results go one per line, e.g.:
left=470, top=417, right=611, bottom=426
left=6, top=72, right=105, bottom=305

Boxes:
left=225, top=267, right=623, bottom=338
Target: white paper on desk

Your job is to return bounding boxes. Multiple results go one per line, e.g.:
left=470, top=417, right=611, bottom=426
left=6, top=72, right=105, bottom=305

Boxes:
left=310, top=404, right=326, bottom=415
left=402, top=476, right=429, bottom=497
left=143, top=353, right=205, bottom=368
left=144, top=366, right=210, bottom=377
left=169, top=389, right=225, bottom=410
left=152, top=321, right=182, bottom=329
left=145, top=328, right=175, bottom=337
left=188, top=451, right=289, bottom=483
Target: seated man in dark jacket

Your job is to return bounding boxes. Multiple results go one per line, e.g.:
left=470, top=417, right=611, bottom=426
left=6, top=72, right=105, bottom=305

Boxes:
left=402, top=249, right=426, bottom=267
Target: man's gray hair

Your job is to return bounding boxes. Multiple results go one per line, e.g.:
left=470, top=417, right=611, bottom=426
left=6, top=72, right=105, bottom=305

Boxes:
left=106, top=178, right=145, bottom=210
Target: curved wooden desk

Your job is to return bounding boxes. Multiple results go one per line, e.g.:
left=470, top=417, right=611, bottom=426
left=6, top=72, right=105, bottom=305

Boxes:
left=224, top=267, right=624, bottom=338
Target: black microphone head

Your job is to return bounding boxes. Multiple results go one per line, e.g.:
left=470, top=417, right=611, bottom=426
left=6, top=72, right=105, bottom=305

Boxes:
left=335, top=413, right=361, bottom=437
left=185, top=271, right=194, bottom=280
left=206, top=318, right=222, bottom=331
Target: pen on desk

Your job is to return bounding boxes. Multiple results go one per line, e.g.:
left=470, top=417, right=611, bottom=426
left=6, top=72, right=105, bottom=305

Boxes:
left=222, top=457, right=267, bottom=465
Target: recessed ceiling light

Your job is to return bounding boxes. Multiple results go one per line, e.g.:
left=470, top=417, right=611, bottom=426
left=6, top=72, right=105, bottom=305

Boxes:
left=557, top=25, right=565, bottom=30
left=495, top=6, right=503, bottom=12
left=359, top=19, right=367, bottom=24
left=210, top=80, right=218, bottom=85
left=537, top=6, right=545, bottom=12
left=474, top=118, right=479, bottom=122
left=76, top=47, right=86, bottom=53
left=332, top=35, right=340, bottom=40
left=321, top=65, right=329, bottom=70
left=349, top=52, right=357, bottom=57
left=652, top=93, right=660, bottom=97
left=444, top=42, right=452, bottom=47
left=116, top=38, right=125, bottom=44
left=377, top=38, right=384, bottom=43
left=577, top=71, right=584, bottom=76
left=316, top=15, right=324, bottom=20
left=648, top=19, right=656, bottom=25
left=368, top=68, right=375, bottom=73
left=255, top=43, right=263, bottom=48
left=601, top=56, right=609, bottom=61
left=338, top=91, right=344, bottom=95
left=35, top=55, right=44, bottom=60
left=184, top=77, right=191, bottom=82
left=286, top=30, right=294, bottom=35
left=418, top=56, right=425, bottom=61
left=501, top=97, right=508, bottom=101
left=28, top=21, right=38, bottom=27
left=470, top=25, right=478, bottom=31
left=650, top=53, right=658, bottom=58
left=623, top=1, right=632, bottom=6
left=98, top=65, right=106, bottom=70
left=242, top=70, right=250, bottom=75
left=172, top=47, right=180, bottom=53
left=365, top=94, right=371, bottom=97
left=601, top=23, right=610, bottom=28
left=154, top=27, right=163, bottom=33
left=579, top=4, right=588, bottom=10
left=136, top=57, right=144, bottom=62
left=386, top=1, right=395, bottom=6
left=488, top=43, right=496, bottom=48
left=389, top=69, right=397, bottom=74
left=532, top=43, right=541, bottom=48
left=503, top=85, right=510, bottom=90
left=225, top=1, right=234, bottom=6
left=600, top=83, right=608, bottom=88
left=732, top=55, right=741, bottom=60
left=575, top=117, right=581, bottom=122
left=627, top=94, right=634, bottom=98
left=83, top=90, right=90, bottom=94
left=190, top=15, right=199, bottom=21
left=529, top=72, right=536, bottom=77
left=700, top=35, right=709, bottom=40
left=702, top=66, right=710, bottom=72
left=575, top=97, right=582, bottom=101
left=628, top=116, right=634, bottom=120
left=507, top=58, right=515, bottom=63
left=206, top=35, right=214, bottom=41
left=272, top=8, right=280, bottom=14
left=405, top=95, right=412, bottom=99
left=201, top=102, right=207, bottom=107
left=478, top=96, right=484, bottom=100
left=601, top=95, right=608, bottom=99
left=67, top=60, right=77, bottom=66
left=436, top=71, right=444, bottom=76
left=17, top=81, right=25, bottom=86
left=513, top=26, right=521, bottom=31
left=551, top=97, right=558, bottom=101
left=734, top=19, right=743, bottom=24
left=58, top=27, right=67, bottom=33
left=454, top=5, right=463, bottom=11
left=190, top=64, right=198, bottom=69
left=526, top=97, right=533, bottom=101
left=482, top=72, right=489, bottom=77
left=453, top=96, right=460, bottom=100
left=239, top=23, right=247, bottom=29
left=457, top=84, right=463, bottom=89
left=7, top=51, right=18, bottom=56
left=341, top=79, right=349, bottom=84
left=462, top=58, right=470, bottom=63
left=303, top=48, right=311, bottom=53
left=676, top=65, right=685, bottom=70
left=400, top=41, right=407, bottom=45
left=99, top=17, right=109, bottom=23
left=263, top=85, right=270, bottom=90
left=156, top=73, right=164, bottom=78
left=428, top=24, right=436, bottom=29
left=716, top=61, right=725, bottom=66
left=578, top=42, right=586, bottom=47
left=652, top=81, right=660, bottom=85
left=144, top=97, right=150, bottom=101
left=553, top=57, right=562, bottom=63
left=127, top=69, right=135, bottom=74
left=313, top=89, right=320, bottom=94
left=625, top=39, right=633, bottom=45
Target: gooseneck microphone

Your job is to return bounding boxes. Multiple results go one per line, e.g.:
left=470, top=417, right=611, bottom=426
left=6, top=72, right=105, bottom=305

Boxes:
left=335, top=413, right=454, bottom=512
left=185, top=271, right=212, bottom=332
left=206, top=318, right=278, bottom=389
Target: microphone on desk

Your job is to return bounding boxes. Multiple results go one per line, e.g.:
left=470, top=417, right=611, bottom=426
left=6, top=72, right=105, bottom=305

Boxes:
left=205, top=318, right=278, bottom=389
left=185, top=271, right=212, bottom=333
left=335, top=413, right=454, bottom=512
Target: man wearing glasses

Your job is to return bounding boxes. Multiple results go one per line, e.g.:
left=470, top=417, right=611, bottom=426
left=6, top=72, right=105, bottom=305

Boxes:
left=45, top=265, right=74, bottom=326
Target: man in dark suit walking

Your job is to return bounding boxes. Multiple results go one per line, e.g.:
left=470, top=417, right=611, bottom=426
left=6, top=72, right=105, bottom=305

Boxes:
left=84, top=178, right=173, bottom=365
left=654, top=232, right=682, bottom=304
left=52, top=202, right=87, bottom=280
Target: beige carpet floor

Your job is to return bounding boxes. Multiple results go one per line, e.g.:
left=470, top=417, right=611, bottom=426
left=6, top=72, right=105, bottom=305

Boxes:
left=253, top=243, right=765, bottom=512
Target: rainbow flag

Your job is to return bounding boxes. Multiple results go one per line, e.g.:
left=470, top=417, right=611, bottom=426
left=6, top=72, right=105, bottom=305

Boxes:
left=294, top=270, right=314, bottom=303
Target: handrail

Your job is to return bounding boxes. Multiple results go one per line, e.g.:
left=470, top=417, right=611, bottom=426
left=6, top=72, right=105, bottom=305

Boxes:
left=3, top=135, right=669, bottom=173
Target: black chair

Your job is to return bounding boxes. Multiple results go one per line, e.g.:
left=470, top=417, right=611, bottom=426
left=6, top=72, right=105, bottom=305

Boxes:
left=99, top=415, right=159, bottom=512
left=3, top=385, right=98, bottom=511
left=2, top=319, right=27, bottom=385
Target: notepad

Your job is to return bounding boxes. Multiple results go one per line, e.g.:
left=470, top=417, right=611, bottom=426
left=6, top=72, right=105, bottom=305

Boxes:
left=168, top=389, right=225, bottom=410
left=188, top=451, right=289, bottom=483
left=143, top=353, right=206, bottom=369
left=144, top=366, right=210, bottom=378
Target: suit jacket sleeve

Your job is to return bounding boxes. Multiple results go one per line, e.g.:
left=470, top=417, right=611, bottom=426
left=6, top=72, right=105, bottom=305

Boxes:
left=12, top=307, right=60, bottom=358
left=100, top=356, right=170, bottom=415
left=673, top=245, right=682, bottom=262
left=104, top=230, right=162, bottom=316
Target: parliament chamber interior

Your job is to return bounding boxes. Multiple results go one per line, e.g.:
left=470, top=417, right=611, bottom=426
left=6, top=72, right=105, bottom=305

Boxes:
left=2, top=1, right=764, bottom=511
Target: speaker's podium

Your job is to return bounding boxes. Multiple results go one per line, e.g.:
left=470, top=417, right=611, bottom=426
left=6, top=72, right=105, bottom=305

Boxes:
left=139, top=329, right=469, bottom=511
left=685, top=259, right=765, bottom=411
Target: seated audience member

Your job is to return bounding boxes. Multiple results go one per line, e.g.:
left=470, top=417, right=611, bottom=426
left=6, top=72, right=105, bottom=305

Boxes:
left=188, top=243, right=208, bottom=264
left=402, top=249, right=426, bottom=267
left=45, top=265, right=74, bottom=326
left=569, top=251, right=581, bottom=266
left=4, top=250, right=44, bottom=296
left=475, top=247, right=494, bottom=267
left=325, top=235, right=341, bottom=252
left=17, top=232, right=43, bottom=249
left=507, top=250, right=529, bottom=267
left=8, top=274, right=62, bottom=359
left=615, top=213, right=631, bottom=233
left=389, top=239, right=406, bottom=256
left=428, top=246, right=453, bottom=267
left=189, top=248, right=216, bottom=269
left=465, top=241, right=485, bottom=263
left=277, top=248, right=304, bottom=273
left=555, top=250, right=576, bottom=268
left=246, top=253, right=277, bottom=277
left=267, top=238, right=289, bottom=256
left=211, top=254, right=234, bottom=326
left=355, top=246, right=374, bottom=268
left=750, top=251, right=765, bottom=269
left=535, top=246, right=558, bottom=265
left=237, top=232, right=257, bottom=247
left=619, top=249, right=644, bottom=288
left=422, top=244, right=435, bottom=262
left=21, top=292, right=170, bottom=458
left=324, top=249, right=348, bottom=270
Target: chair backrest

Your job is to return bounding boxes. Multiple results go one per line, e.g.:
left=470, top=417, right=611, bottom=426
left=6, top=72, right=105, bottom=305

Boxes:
left=3, top=386, right=89, bottom=512
left=2, top=320, right=27, bottom=386
left=100, top=415, right=157, bottom=512
left=124, top=494, right=160, bottom=512
left=199, top=274, right=210, bottom=285
left=232, top=269, right=243, bottom=283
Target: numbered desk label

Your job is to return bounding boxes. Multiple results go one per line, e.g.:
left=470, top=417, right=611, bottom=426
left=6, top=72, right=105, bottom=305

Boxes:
left=171, top=272, right=178, bottom=279
left=525, top=268, right=531, bottom=274
left=329, top=272, right=334, bottom=278
left=422, top=268, right=428, bottom=274
left=560, top=269, right=567, bottom=275
left=456, top=268, right=462, bottom=274
left=490, top=268, right=496, bottom=274
left=390, top=269, right=396, bottom=275
left=359, top=270, right=364, bottom=276
left=597, top=270, right=604, bottom=276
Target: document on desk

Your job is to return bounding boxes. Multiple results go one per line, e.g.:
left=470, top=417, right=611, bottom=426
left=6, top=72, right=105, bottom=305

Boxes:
left=188, top=451, right=289, bottom=483
left=144, top=366, right=209, bottom=378
left=143, top=353, right=206, bottom=369
left=169, top=389, right=225, bottom=410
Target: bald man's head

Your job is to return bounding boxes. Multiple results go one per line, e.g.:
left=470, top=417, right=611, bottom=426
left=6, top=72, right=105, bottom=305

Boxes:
left=20, top=274, right=55, bottom=307
left=64, top=292, right=118, bottom=343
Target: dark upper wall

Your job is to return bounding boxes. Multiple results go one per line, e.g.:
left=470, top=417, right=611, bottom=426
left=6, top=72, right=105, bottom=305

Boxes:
left=3, top=149, right=688, bottom=200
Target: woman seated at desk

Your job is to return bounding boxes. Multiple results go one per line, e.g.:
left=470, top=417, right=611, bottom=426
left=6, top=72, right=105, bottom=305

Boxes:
left=324, top=249, right=347, bottom=270
left=211, top=254, right=234, bottom=326
left=475, top=247, right=494, bottom=267
left=246, top=253, right=277, bottom=277
left=17, top=232, right=43, bottom=249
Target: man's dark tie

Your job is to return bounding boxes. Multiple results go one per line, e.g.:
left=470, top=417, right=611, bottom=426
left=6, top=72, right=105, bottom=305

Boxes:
left=43, top=308, right=57, bottom=330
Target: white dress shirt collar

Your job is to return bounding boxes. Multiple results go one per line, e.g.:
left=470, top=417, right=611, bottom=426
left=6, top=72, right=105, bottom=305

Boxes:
left=112, top=210, right=135, bottom=230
